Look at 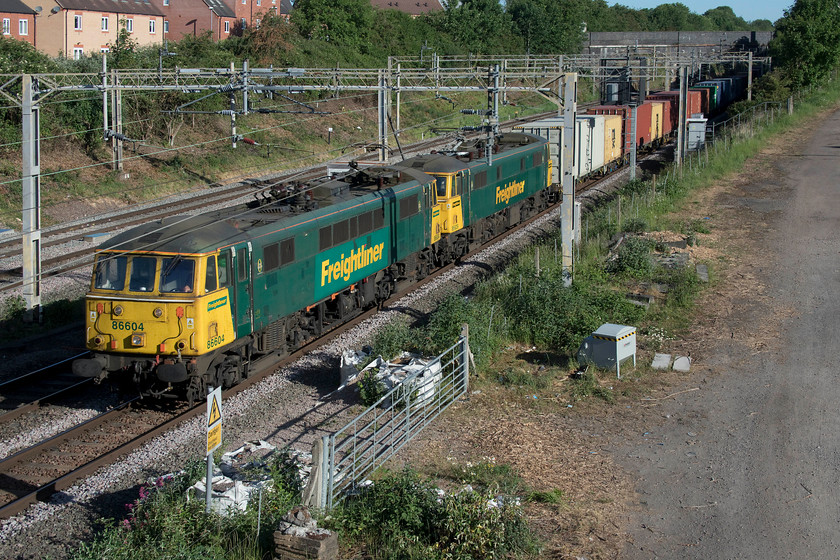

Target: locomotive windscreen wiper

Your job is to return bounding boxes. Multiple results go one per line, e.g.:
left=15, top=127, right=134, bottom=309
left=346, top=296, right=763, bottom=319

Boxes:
left=162, top=255, right=182, bottom=278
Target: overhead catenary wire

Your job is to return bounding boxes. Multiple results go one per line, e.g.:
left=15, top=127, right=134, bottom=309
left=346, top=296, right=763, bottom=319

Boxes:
left=2, top=90, right=470, bottom=193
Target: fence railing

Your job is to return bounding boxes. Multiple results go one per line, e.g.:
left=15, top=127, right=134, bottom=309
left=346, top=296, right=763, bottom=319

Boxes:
left=307, top=327, right=471, bottom=510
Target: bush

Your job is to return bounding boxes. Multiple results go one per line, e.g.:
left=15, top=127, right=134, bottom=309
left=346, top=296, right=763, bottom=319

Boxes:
left=609, top=236, right=653, bottom=277
left=327, top=467, right=536, bottom=560
left=73, top=453, right=302, bottom=560
left=358, top=368, right=386, bottom=407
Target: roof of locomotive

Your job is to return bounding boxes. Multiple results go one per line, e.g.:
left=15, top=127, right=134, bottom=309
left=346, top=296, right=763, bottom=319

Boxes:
left=97, top=165, right=433, bottom=255
left=95, top=133, right=545, bottom=256
left=395, top=132, right=546, bottom=174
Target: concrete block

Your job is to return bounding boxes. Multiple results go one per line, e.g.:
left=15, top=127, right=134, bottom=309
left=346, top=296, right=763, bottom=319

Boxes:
left=673, top=356, right=691, bottom=372
left=652, top=353, right=672, bottom=370
left=274, top=531, right=338, bottom=560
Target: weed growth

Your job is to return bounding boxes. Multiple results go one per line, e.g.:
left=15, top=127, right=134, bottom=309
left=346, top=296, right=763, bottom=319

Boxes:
left=568, top=370, right=615, bottom=403
left=327, top=467, right=536, bottom=559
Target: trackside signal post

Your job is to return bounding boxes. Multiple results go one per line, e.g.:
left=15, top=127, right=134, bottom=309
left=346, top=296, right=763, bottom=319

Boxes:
left=206, top=386, right=222, bottom=513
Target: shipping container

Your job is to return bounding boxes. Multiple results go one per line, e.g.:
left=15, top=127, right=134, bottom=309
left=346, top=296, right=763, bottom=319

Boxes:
left=602, top=114, right=623, bottom=167
left=648, top=101, right=665, bottom=142
left=691, top=84, right=719, bottom=113
left=576, top=115, right=605, bottom=177
left=646, top=90, right=704, bottom=124
left=513, top=117, right=568, bottom=183
left=588, top=102, right=654, bottom=149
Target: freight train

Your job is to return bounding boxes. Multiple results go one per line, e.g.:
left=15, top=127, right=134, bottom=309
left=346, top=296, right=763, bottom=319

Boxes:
left=72, top=78, right=748, bottom=404
left=72, top=132, right=553, bottom=404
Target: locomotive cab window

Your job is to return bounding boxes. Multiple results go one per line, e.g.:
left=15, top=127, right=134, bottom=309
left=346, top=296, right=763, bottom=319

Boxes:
left=129, top=256, right=157, bottom=293
left=435, top=176, right=448, bottom=198
left=205, top=256, right=218, bottom=293
left=237, top=248, right=247, bottom=281
left=218, top=253, right=231, bottom=288
left=160, top=257, right=195, bottom=294
left=94, top=255, right=126, bottom=291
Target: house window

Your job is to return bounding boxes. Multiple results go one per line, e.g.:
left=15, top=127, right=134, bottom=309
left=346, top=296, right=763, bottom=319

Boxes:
left=125, top=18, right=133, bottom=32
left=149, top=19, right=155, bottom=33
left=256, top=0, right=261, bottom=5
left=74, top=15, right=82, bottom=30
left=163, top=0, right=169, bottom=4
left=164, top=20, right=169, bottom=33
left=18, top=19, right=27, bottom=35
left=255, top=18, right=260, bottom=27
left=100, top=47, right=110, bottom=53
left=2, top=19, right=9, bottom=35
left=224, top=21, right=229, bottom=33
left=242, top=0, right=246, bottom=3
left=101, top=16, right=108, bottom=31
left=240, top=17, right=246, bottom=28
left=73, top=47, right=84, bottom=59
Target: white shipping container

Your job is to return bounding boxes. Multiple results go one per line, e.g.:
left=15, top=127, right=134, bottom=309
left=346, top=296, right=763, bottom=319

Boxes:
left=575, top=115, right=605, bottom=178
left=514, top=117, right=565, bottom=183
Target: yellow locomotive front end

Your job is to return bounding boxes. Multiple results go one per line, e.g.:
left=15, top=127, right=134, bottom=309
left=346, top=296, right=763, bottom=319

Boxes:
left=73, top=250, right=236, bottom=396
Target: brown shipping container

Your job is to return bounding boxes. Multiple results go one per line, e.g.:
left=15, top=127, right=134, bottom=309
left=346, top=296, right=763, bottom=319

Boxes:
left=588, top=102, right=655, bottom=150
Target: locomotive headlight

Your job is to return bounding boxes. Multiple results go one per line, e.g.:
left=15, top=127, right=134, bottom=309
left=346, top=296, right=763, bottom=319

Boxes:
left=130, top=333, right=146, bottom=347
left=153, top=307, right=163, bottom=318
left=113, top=305, right=124, bottom=316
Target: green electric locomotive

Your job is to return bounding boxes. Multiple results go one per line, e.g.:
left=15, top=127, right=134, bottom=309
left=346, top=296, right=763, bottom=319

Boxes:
left=73, top=132, right=551, bottom=403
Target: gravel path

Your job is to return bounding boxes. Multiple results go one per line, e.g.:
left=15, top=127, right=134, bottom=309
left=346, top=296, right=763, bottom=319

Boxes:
left=618, top=107, right=840, bottom=557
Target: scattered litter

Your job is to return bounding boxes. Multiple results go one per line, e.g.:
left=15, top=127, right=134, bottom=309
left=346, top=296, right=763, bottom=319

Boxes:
left=357, top=352, right=443, bottom=408
left=189, top=441, right=313, bottom=515
left=339, top=347, right=372, bottom=388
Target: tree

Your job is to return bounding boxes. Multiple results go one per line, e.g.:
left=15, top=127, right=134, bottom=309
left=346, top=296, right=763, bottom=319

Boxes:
left=770, top=0, right=840, bottom=87
left=431, top=0, right=520, bottom=54
left=645, top=3, right=709, bottom=31
left=703, top=6, right=748, bottom=30
left=0, top=37, right=55, bottom=74
left=291, top=0, right=375, bottom=52
left=508, top=0, right=586, bottom=54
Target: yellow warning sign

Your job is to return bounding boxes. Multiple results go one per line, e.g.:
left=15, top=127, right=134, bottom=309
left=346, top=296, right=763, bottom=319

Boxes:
left=206, top=386, right=222, bottom=456
left=207, top=423, right=222, bottom=454
left=208, top=395, right=221, bottom=427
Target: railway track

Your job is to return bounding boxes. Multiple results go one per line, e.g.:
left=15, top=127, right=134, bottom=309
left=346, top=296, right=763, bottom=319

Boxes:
left=0, top=353, right=93, bottom=424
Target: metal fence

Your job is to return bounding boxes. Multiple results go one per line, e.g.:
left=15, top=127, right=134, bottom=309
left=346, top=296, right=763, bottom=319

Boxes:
left=311, top=328, right=470, bottom=510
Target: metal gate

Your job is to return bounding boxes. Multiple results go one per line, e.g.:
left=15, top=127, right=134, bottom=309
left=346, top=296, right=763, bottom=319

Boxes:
left=310, top=327, right=470, bottom=509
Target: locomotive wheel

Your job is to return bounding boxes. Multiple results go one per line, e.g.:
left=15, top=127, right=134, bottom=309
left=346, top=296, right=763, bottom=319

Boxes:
left=218, top=356, right=242, bottom=388
left=186, top=375, right=206, bottom=407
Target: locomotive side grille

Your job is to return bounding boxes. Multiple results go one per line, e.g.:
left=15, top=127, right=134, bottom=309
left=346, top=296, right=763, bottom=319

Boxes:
left=258, top=321, right=285, bottom=353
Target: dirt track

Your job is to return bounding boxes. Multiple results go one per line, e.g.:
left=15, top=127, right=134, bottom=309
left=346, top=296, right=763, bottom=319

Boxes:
left=619, top=107, right=840, bottom=557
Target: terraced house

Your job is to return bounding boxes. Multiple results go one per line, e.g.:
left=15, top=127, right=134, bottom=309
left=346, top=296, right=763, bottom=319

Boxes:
left=0, top=0, right=36, bottom=46
left=153, top=0, right=291, bottom=42
left=19, top=0, right=163, bottom=58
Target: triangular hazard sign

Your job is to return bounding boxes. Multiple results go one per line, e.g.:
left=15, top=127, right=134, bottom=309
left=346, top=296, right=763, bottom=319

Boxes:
left=208, top=395, right=221, bottom=426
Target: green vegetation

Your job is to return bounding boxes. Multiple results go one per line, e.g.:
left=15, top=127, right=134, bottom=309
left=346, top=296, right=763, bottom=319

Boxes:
left=327, top=467, right=537, bottom=559
left=73, top=453, right=302, bottom=560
